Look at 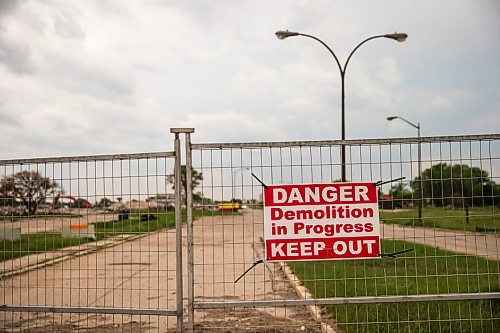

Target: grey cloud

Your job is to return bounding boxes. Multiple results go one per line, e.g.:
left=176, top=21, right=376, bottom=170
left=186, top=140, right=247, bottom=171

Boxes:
left=0, top=35, right=36, bottom=74
left=47, top=56, right=135, bottom=101
left=0, top=0, right=22, bottom=17
left=0, top=0, right=498, bottom=159
left=53, top=11, right=86, bottom=39
left=68, top=68, right=135, bottom=101
left=0, top=0, right=37, bottom=74
left=89, top=0, right=131, bottom=16
left=0, top=109, right=21, bottom=127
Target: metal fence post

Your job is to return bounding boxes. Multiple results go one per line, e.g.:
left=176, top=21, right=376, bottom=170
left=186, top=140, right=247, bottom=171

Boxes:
left=185, top=130, right=195, bottom=332
left=170, top=127, right=195, bottom=332
left=171, top=130, right=184, bottom=333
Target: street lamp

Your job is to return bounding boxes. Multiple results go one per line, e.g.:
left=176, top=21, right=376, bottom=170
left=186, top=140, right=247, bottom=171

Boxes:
left=387, top=116, right=423, bottom=224
left=276, top=30, right=408, bottom=182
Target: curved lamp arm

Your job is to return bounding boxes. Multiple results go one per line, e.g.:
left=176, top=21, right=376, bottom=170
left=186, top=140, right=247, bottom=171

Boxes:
left=275, top=31, right=408, bottom=75
left=387, top=116, right=419, bottom=130
left=296, top=33, right=343, bottom=76
left=344, top=35, right=386, bottom=73
left=345, top=33, right=407, bottom=73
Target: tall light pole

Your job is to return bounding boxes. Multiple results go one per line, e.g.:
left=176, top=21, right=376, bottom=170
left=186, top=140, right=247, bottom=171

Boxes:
left=276, top=30, right=408, bottom=182
left=387, top=116, right=423, bottom=224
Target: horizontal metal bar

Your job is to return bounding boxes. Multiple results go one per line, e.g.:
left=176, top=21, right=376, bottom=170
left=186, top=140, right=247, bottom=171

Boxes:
left=0, top=151, right=175, bottom=165
left=194, top=292, right=500, bottom=309
left=0, top=305, right=178, bottom=316
left=191, top=134, right=500, bottom=150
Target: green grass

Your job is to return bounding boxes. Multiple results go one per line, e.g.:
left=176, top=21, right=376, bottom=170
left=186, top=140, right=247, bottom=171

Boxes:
left=92, top=210, right=177, bottom=240
left=93, top=208, right=235, bottom=239
left=1, top=209, right=233, bottom=261
left=288, top=239, right=500, bottom=333
left=1, top=232, right=88, bottom=261
left=380, top=206, right=499, bottom=233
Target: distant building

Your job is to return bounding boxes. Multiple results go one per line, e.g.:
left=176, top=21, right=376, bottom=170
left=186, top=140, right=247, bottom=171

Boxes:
left=379, top=194, right=412, bottom=209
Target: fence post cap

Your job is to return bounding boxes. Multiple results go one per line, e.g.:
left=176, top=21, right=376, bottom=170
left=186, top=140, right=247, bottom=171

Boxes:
left=170, top=128, right=195, bottom=134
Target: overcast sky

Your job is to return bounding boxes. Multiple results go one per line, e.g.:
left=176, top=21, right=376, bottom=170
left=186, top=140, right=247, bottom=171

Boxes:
left=0, top=0, right=499, bottom=159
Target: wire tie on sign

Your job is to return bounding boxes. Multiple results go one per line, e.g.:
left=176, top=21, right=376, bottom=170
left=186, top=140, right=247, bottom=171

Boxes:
left=374, top=177, right=406, bottom=187
left=235, top=258, right=276, bottom=291
left=379, top=248, right=414, bottom=259
left=251, top=173, right=269, bottom=190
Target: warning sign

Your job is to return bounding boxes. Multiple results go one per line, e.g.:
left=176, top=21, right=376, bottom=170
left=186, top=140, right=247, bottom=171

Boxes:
left=263, top=182, right=380, bottom=261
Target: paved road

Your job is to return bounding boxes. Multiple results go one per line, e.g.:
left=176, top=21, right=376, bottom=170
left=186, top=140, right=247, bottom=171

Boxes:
left=1, top=226, right=179, bottom=331
left=0, top=209, right=116, bottom=234
left=381, top=223, right=499, bottom=260
left=0, top=210, right=321, bottom=332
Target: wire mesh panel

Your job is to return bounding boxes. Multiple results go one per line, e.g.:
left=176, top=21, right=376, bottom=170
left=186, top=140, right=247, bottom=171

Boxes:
left=189, top=135, right=500, bottom=332
left=0, top=152, right=181, bottom=332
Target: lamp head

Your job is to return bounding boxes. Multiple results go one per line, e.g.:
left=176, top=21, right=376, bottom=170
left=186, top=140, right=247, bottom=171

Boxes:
left=387, top=116, right=398, bottom=121
left=384, top=33, right=408, bottom=42
left=275, top=30, right=300, bottom=40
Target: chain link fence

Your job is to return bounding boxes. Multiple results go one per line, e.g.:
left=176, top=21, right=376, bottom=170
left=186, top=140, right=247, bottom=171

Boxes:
left=188, top=134, right=500, bottom=332
left=0, top=148, right=184, bottom=332
left=1, top=132, right=499, bottom=332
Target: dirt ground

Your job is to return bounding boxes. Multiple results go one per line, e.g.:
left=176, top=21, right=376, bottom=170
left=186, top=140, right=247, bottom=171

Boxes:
left=1, top=320, right=150, bottom=333
left=188, top=308, right=322, bottom=332
left=179, top=255, right=325, bottom=333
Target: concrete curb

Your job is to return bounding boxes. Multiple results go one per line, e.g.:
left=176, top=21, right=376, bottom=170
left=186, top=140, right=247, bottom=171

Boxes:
left=255, top=237, right=336, bottom=332
left=278, top=261, right=337, bottom=333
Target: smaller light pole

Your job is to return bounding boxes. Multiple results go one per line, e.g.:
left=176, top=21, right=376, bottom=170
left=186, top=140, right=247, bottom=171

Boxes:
left=387, top=116, right=423, bottom=224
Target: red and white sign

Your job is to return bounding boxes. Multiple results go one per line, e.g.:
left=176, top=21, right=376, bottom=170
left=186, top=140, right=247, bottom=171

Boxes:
left=263, top=182, right=380, bottom=261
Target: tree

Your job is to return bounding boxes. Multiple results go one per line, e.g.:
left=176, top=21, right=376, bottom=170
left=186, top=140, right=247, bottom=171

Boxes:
left=97, top=197, right=113, bottom=208
left=411, top=163, right=498, bottom=207
left=483, top=182, right=500, bottom=207
left=389, top=183, right=413, bottom=199
left=0, top=171, right=60, bottom=215
left=167, top=165, right=203, bottom=205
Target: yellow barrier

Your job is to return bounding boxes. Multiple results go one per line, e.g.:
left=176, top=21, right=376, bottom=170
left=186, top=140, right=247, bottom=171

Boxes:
left=218, top=203, right=240, bottom=212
